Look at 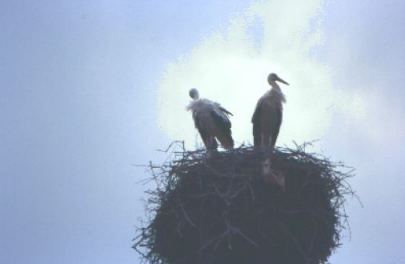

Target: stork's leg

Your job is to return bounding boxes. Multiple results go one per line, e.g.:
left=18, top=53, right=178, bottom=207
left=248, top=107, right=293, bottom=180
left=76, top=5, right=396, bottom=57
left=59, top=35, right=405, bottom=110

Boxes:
left=205, top=137, right=218, bottom=159
left=202, top=137, right=211, bottom=150
left=263, top=134, right=270, bottom=148
left=204, top=137, right=217, bottom=151
left=269, top=136, right=275, bottom=152
left=210, top=137, right=218, bottom=150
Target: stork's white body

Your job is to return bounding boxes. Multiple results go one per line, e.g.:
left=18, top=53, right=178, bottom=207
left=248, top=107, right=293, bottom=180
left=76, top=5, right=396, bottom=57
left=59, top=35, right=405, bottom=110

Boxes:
left=252, top=73, right=288, bottom=149
left=187, top=92, right=234, bottom=150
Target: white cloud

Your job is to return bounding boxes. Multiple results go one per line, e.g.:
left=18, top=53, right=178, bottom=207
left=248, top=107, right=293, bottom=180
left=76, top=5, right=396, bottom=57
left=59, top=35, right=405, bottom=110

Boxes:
left=155, top=2, right=405, bottom=263
left=157, top=0, right=365, bottom=149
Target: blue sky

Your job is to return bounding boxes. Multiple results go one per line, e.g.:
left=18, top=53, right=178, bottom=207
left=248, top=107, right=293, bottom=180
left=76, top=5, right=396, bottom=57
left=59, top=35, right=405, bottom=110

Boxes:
left=1, top=1, right=404, bottom=263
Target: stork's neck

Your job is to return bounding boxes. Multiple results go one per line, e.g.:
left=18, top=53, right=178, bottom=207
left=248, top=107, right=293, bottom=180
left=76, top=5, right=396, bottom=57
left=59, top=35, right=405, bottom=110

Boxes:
left=267, top=81, right=286, bottom=103
left=269, top=81, right=281, bottom=91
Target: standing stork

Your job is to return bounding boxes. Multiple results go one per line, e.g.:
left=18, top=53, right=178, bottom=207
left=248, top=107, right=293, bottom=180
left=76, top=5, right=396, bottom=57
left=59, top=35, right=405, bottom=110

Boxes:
left=187, top=88, right=234, bottom=151
left=252, top=73, right=289, bottom=149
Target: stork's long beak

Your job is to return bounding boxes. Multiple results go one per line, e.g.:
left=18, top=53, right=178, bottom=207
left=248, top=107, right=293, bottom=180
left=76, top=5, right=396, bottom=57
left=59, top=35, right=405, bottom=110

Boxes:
left=276, top=76, right=289, bottom=86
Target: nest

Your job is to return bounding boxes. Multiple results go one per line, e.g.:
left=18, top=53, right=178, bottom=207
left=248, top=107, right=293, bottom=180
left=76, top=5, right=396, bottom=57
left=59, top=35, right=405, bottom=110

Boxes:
left=134, top=142, right=354, bottom=264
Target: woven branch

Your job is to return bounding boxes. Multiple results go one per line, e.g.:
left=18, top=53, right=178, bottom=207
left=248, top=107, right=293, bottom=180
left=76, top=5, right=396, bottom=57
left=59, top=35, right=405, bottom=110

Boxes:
left=134, top=142, right=355, bottom=264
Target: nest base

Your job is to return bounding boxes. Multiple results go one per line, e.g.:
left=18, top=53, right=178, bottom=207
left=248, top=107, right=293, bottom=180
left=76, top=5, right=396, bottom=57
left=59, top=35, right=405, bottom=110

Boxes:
left=135, top=145, right=353, bottom=264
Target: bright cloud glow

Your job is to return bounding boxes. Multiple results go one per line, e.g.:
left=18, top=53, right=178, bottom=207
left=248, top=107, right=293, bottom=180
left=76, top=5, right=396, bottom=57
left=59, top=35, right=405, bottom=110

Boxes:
left=157, top=0, right=365, bottom=149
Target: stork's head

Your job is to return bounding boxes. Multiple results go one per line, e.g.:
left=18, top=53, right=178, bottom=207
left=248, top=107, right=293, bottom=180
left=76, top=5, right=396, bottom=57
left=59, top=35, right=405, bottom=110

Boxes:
left=268, top=73, right=289, bottom=86
left=189, top=88, right=199, bottom=100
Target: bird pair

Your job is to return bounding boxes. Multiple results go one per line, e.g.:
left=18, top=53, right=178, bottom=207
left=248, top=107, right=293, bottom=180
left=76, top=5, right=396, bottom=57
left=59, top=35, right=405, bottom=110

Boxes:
left=187, top=73, right=289, bottom=151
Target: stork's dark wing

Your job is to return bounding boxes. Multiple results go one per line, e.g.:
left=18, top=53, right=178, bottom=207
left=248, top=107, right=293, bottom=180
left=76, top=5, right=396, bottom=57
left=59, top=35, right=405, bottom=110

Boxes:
left=269, top=108, right=282, bottom=149
left=218, top=106, right=233, bottom=116
left=212, top=105, right=232, bottom=129
left=212, top=102, right=233, bottom=117
left=211, top=106, right=234, bottom=149
left=252, top=99, right=263, bottom=147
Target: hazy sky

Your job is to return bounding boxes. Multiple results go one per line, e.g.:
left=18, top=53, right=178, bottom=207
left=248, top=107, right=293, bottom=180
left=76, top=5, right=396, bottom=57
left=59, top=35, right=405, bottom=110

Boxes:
left=1, top=1, right=404, bottom=263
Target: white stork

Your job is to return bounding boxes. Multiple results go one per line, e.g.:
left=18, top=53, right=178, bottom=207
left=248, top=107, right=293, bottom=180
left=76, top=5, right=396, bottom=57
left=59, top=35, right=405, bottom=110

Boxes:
left=252, top=73, right=289, bottom=149
left=187, top=88, right=234, bottom=150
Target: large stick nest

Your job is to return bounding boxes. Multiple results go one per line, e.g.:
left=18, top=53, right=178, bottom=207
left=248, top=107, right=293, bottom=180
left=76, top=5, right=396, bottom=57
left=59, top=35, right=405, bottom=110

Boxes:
left=134, top=142, right=355, bottom=264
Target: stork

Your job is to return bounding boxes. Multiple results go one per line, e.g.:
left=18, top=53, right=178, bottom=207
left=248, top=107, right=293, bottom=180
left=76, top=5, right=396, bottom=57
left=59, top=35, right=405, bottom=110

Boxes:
left=187, top=88, right=234, bottom=151
left=252, top=73, right=289, bottom=149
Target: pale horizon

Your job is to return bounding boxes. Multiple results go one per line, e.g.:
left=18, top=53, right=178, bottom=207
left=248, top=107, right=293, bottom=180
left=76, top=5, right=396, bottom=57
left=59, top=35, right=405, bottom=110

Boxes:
left=1, top=1, right=404, bottom=263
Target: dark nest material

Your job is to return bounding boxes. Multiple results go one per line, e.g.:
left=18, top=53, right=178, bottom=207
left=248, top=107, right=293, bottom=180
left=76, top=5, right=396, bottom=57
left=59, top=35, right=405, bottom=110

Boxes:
left=134, top=142, right=355, bottom=264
